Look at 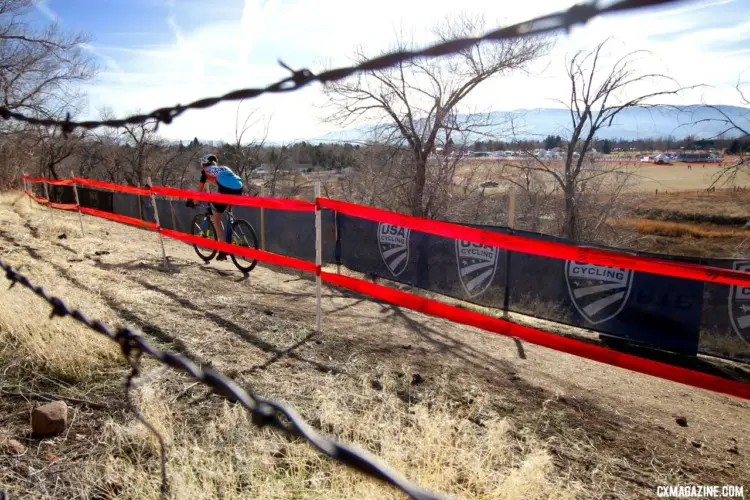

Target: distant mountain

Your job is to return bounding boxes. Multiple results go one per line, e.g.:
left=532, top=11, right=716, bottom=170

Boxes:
left=313, top=105, right=749, bottom=143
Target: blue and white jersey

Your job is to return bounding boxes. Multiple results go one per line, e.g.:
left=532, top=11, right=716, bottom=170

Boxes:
left=201, top=165, right=243, bottom=190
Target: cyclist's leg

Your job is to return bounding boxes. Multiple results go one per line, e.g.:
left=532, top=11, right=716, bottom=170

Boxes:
left=214, top=184, right=241, bottom=260
left=210, top=202, right=226, bottom=240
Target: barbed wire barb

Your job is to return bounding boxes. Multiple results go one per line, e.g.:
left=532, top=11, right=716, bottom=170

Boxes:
left=0, top=256, right=444, bottom=500
left=0, top=0, right=682, bottom=133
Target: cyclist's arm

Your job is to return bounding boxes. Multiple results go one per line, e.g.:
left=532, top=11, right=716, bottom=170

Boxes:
left=196, top=169, right=208, bottom=193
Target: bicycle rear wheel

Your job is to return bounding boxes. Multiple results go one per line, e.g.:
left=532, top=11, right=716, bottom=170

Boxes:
left=191, top=213, right=218, bottom=261
left=229, top=219, right=259, bottom=273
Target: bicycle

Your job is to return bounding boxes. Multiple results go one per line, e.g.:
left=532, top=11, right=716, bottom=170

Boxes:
left=187, top=202, right=259, bottom=273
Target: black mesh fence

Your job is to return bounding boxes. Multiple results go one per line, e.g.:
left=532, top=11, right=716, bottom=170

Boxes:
left=30, top=185, right=750, bottom=366
left=336, top=213, right=748, bottom=365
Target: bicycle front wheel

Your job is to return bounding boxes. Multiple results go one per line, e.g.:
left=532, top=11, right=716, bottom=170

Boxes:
left=229, top=219, right=259, bottom=273
left=191, top=213, right=218, bottom=262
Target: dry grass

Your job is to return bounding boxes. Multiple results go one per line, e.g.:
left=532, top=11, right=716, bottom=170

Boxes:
left=0, top=193, right=579, bottom=499
left=612, top=217, right=750, bottom=239
left=699, top=329, right=750, bottom=360
left=2, top=192, right=748, bottom=499
left=75, top=373, right=579, bottom=500
left=0, top=285, right=121, bottom=382
left=0, top=195, right=121, bottom=381
left=638, top=189, right=750, bottom=218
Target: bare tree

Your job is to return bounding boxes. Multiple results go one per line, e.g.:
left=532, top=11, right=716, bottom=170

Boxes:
left=497, top=156, right=559, bottom=232
left=264, top=144, right=291, bottom=197
left=0, top=0, right=97, bottom=119
left=511, top=38, right=690, bottom=239
left=324, top=14, right=550, bottom=218
left=705, top=77, right=750, bottom=187
left=30, top=126, right=85, bottom=178
left=221, top=101, right=270, bottom=184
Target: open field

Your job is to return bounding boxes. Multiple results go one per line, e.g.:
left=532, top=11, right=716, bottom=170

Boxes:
left=457, top=159, right=750, bottom=193
left=1, top=192, right=749, bottom=498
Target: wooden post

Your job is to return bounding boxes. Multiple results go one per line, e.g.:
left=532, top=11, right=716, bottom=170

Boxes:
left=42, top=180, right=54, bottom=223
left=137, top=182, right=143, bottom=221
left=147, top=177, right=170, bottom=271
left=335, top=210, right=341, bottom=275
left=260, top=184, right=266, bottom=251
left=507, top=185, right=516, bottom=228
left=23, top=174, right=31, bottom=209
left=168, top=198, right=177, bottom=230
left=503, top=186, right=516, bottom=320
left=314, top=182, right=322, bottom=333
left=71, top=171, right=85, bottom=236
left=503, top=186, right=524, bottom=359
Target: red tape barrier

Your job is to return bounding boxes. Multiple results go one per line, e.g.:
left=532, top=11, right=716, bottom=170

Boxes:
left=23, top=176, right=47, bottom=183
left=321, top=271, right=750, bottom=400
left=49, top=202, right=78, bottom=210
left=152, top=185, right=316, bottom=212
left=46, top=178, right=73, bottom=186
left=318, top=198, right=750, bottom=288
left=25, top=190, right=48, bottom=204
left=159, top=229, right=317, bottom=273
left=27, top=178, right=750, bottom=399
left=80, top=207, right=158, bottom=230
left=73, top=177, right=151, bottom=196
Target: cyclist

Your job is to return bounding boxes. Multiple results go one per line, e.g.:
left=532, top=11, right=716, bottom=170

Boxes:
left=187, top=154, right=243, bottom=261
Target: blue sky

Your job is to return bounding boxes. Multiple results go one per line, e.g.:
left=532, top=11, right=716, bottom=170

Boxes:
left=29, top=0, right=750, bottom=143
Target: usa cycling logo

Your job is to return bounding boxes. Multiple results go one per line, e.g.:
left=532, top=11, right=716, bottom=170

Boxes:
left=728, top=261, right=750, bottom=347
left=378, top=223, right=410, bottom=277
left=565, top=261, right=633, bottom=325
left=455, top=241, right=499, bottom=298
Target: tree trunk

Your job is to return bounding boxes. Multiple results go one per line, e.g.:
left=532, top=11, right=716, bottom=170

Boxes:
left=411, top=154, right=426, bottom=217
left=563, top=180, right=577, bottom=240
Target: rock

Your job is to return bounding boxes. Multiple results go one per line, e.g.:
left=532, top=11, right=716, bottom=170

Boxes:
left=57, top=233, right=67, bottom=240
left=263, top=309, right=274, bottom=316
left=411, top=373, right=424, bottom=386
left=1, top=438, right=26, bottom=455
left=728, top=445, right=739, bottom=455
left=31, top=401, right=68, bottom=437
left=691, top=440, right=702, bottom=448
left=402, top=344, right=412, bottom=350
left=675, top=416, right=688, bottom=427
left=371, top=380, right=383, bottom=391
left=94, top=250, right=110, bottom=256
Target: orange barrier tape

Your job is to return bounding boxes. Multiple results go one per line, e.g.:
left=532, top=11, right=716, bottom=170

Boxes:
left=80, top=207, right=158, bottom=230
left=318, top=198, right=750, bottom=287
left=152, top=185, right=316, bottom=212
left=73, top=177, right=151, bottom=196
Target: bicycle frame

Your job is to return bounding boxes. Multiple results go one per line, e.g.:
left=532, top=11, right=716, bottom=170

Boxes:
left=199, top=205, right=234, bottom=244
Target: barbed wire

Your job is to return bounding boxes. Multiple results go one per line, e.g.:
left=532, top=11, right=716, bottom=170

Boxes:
left=0, top=257, right=444, bottom=500
left=0, top=0, right=682, bottom=134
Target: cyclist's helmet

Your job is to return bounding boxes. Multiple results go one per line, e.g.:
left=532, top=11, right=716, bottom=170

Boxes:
left=200, top=154, right=218, bottom=166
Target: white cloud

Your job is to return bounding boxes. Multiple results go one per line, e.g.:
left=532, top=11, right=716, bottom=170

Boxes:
left=76, top=0, right=750, bottom=143
left=32, top=0, right=58, bottom=22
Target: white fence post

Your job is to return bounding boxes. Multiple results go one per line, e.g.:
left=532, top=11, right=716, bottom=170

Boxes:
left=71, top=171, right=85, bottom=237
left=42, top=179, right=54, bottom=223
left=147, top=177, right=170, bottom=272
left=23, top=174, right=31, bottom=209
left=314, top=182, right=322, bottom=333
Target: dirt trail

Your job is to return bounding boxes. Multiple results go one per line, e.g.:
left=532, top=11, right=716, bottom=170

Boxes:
left=1, top=195, right=748, bottom=496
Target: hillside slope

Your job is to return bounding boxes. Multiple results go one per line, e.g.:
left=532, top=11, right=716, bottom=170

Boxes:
left=1, top=193, right=748, bottom=498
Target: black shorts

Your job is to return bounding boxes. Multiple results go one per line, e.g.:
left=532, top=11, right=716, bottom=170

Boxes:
left=213, top=184, right=243, bottom=213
